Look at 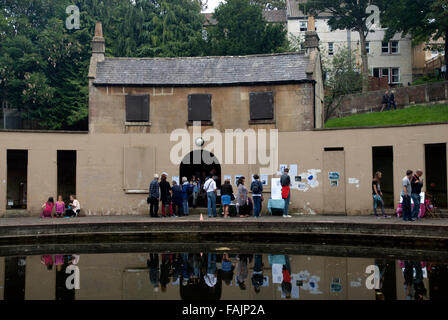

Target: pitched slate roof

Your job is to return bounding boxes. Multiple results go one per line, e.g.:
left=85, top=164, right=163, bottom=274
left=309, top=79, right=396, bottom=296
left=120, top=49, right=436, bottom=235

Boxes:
left=286, top=0, right=332, bottom=18
left=203, top=10, right=286, bottom=26
left=93, top=52, right=311, bottom=86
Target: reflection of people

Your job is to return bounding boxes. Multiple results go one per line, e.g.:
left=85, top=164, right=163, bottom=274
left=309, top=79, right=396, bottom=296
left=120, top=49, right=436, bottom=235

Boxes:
left=54, top=254, right=64, bottom=272
left=251, top=254, right=264, bottom=294
left=204, top=253, right=218, bottom=288
left=41, top=255, right=54, bottom=270
left=148, top=253, right=160, bottom=292
left=402, top=261, right=427, bottom=300
left=160, top=254, right=173, bottom=292
left=281, top=255, right=292, bottom=299
left=221, top=253, right=236, bottom=286
left=236, top=255, right=252, bottom=290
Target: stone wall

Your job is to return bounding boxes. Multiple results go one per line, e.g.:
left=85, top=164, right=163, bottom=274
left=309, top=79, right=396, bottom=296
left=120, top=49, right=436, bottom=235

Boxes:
left=332, top=81, right=448, bottom=118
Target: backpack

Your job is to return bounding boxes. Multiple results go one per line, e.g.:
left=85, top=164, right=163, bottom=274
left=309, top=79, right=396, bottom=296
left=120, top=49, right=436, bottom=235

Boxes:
left=251, top=181, right=262, bottom=194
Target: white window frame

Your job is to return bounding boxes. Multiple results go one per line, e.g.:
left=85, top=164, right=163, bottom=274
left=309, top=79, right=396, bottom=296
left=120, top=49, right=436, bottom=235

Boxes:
left=391, top=68, right=400, bottom=84
left=390, top=41, right=399, bottom=54
left=382, top=41, right=389, bottom=54
left=328, top=42, right=334, bottom=56
left=366, top=42, right=370, bottom=54
left=299, top=20, right=308, bottom=32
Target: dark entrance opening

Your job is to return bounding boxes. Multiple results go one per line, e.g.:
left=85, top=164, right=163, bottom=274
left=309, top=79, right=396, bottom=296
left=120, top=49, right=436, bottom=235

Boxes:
left=4, top=256, right=26, bottom=300
left=372, top=146, right=394, bottom=207
left=57, top=150, right=77, bottom=203
left=425, top=143, right=447, bottom=208
left=179, top=150, right=221, bottom=207
left=6, top=150, right=28, bottom=210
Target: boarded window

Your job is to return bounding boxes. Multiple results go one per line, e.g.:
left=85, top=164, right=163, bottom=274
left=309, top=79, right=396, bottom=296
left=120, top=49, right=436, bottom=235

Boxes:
left=188, top=94, right=211, bottom=121
left=125, top=94, right=149, bottom=122
left=250, top=92, right=274, bottom=120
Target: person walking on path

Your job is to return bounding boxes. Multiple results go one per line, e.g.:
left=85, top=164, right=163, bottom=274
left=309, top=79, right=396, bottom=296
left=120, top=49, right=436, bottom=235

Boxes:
left=159, top=174, right=173, bottom=217
left=381, top=90, right=390, bottom=111
left=181, top=177, right=191, bottom=216
left=204, top=174, right=217, bottom=218
left=250, top=174, right=263, bottom=218
left=149, top=174, right=160, bottom=218
left=220, top=178, right=234, bottom=218
left=372, top=171, right=390, bottom=218
left=411, top=169, right=424, bottom=220
left=281, top=168, right=292, bottom=218
left=237, top=176, right=250, bottom=218
left=41, top=197, right=54, bottom=218
left=388, top=90, right=397, bottom=110
left=401, top=170, right=414, bottom=221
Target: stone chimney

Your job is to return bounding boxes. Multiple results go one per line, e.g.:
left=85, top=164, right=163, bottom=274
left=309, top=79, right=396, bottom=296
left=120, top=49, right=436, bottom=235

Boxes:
left=88, top=22, right=105, bottom=79
left=304, top=31, right=320, bottom=55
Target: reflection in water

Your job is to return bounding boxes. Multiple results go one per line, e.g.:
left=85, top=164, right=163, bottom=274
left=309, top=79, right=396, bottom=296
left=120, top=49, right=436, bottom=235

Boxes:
left=1, top=251, right=448, bottom=300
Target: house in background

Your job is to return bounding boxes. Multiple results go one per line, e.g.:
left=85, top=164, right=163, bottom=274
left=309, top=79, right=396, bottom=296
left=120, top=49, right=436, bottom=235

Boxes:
left=286, top=0, right=413, bottom=88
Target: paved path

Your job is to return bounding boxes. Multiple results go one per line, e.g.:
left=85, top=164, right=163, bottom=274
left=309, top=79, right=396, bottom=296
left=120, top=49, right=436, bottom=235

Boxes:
left=0, top=214, right=447, bottom=227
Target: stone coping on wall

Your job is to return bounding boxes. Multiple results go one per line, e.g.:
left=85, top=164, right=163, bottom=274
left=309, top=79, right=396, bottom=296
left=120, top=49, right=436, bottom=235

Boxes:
left=316, top=121, right=448, bottom=131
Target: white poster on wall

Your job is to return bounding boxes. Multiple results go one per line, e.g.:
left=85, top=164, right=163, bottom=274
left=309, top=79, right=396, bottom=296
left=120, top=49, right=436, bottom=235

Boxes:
left=172, top=176, right=179, bottom=185
left=271, top=178, right=282, bottom=199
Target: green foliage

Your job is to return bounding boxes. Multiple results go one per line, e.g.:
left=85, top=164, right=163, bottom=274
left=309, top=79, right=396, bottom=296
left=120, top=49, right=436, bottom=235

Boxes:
left=322, top=46, right=363, bottom=121
left=325, top=104, right=448, bottom=128
left=251, top=0, right=286, bottom=10
left=207, top=0, right=287, bottom=55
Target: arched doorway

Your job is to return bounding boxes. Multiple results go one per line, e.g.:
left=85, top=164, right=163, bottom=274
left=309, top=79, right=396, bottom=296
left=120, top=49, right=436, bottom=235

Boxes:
left=179, top=150, right=221, bottom=207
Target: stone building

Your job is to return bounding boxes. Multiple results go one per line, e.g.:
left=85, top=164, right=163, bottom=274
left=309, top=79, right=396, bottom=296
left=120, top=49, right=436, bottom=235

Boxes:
left=0, top=22, right=446, bottom=217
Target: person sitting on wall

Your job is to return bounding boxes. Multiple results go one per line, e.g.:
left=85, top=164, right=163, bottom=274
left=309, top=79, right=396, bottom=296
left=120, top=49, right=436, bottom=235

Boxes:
left=65, top=194, right=80, bottom=217
left=41, top=197, right=54, bottom=218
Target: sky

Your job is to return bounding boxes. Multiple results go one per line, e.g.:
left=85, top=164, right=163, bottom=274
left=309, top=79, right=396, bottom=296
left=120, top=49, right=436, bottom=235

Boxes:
left=203, top=0, right=223, bottom=13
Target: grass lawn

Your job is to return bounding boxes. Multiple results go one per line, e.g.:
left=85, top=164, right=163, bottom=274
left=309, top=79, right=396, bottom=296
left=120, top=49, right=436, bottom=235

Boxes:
left=325, top=104, right=448, bottom=128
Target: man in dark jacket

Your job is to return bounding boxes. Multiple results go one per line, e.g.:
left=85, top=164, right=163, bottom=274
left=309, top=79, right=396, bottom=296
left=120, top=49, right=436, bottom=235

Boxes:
left=388, top=90, right=397, bottom=110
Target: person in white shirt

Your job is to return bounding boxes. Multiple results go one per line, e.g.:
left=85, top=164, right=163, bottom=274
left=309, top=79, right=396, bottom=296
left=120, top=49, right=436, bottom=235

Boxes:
left=204, top=175, right=217, bottom=217
left=67, top=194, right=80, bottom=217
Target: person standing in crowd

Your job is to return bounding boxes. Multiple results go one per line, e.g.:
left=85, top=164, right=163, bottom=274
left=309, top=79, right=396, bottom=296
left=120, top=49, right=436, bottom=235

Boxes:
left=204, top=174, right=217, bottom=218
left=372, top=171, right=390, bottom=218
left=221, top=178, right=234, bottom=218
left=41, top=197, right=54, bottom=218
left=149, top=174, right=160, bottom=218
left=237, top=176, right=249, bottom=218
left=401, top=170, right=414, bottom=221
left=382, top=90, right=390, bottom=111
left=250, top=174, right=263, bottom=218
left=388, top=90, right=397, bottom=110
left=411, top=169, right=424, bottom=220
left=147, top=253, right=160, bottom=292
left=55, top=195, right=65, bottom=218
left=204, top=253, right=218, bottom=288
left=159, top=174, right=173, bottom=217
left=192, top=175, right=200, bottom=208
left=171, top=181, right=182, bottom=217
left=181, top=177, right=191, bottom=216
left=281, top=168, right=292, bottom=218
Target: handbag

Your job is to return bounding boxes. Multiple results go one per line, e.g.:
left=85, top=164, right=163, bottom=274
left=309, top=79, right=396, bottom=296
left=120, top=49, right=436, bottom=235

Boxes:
left=147, top=196, right=151, bottom=204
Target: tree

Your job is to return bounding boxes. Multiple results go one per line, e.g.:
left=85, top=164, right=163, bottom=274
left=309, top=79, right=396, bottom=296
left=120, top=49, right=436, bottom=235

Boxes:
left=380, top=0, right=448, bottom=80
left=207, top=0, right=287, bottom=55
left=322, top=46, right=363, bottom=121
left=306, top=0, right=379, bottom=93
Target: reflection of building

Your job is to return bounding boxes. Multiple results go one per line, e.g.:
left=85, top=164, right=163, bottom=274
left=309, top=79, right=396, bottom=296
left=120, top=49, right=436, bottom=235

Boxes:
left=0, top=22, right=446, bottom=217
left=286, top=0, right=414, bottom=87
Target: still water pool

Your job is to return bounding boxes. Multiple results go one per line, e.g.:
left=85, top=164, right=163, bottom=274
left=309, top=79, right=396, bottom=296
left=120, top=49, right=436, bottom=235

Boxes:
left=1, top=247, right=447, bottom=300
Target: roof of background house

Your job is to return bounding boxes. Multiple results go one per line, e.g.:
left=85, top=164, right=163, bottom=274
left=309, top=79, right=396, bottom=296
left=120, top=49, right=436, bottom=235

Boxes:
left=93, top=52, right=311, bottom=86
left=203, top=10, right=286, bottom=26
left=286, top=0, right=332, bottom=18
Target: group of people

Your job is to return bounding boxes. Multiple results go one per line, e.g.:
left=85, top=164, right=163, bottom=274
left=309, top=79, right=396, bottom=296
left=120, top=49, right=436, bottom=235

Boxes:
left=147, top=252, right=292, bottom=298
left=40, top=195, right=81, bottom=218
left=148, top=172, right=271, bottom=218
left=381, top=90, right=397, bottom=111
left=372, top=169, right=425, bottom=221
